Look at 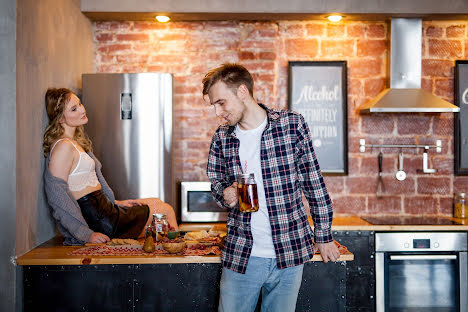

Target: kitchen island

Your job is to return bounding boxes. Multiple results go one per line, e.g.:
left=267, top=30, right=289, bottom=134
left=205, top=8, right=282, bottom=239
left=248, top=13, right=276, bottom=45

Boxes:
left=17, top=216, right=467, bottom=311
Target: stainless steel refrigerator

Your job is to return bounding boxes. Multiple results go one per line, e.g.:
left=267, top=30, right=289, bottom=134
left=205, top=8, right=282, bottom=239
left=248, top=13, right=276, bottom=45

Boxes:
left=82, top=73, right=174, bottom=209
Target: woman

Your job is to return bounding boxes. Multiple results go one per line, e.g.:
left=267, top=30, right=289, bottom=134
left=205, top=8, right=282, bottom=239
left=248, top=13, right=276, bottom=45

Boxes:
left=43, top=87, right=177, bottom=245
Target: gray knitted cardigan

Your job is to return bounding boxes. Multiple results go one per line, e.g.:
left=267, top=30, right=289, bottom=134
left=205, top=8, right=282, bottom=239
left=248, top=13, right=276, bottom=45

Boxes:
left=44, top=152, right=115, bottom=245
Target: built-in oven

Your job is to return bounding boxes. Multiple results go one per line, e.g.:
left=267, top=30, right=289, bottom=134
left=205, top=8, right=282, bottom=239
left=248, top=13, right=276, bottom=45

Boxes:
left=375, top=232, right=467, bottom=312
left=180, top=181, right=228, bottom=222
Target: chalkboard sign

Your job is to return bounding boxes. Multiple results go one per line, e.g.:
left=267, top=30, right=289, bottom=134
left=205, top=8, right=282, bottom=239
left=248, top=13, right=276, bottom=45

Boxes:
left=455, top=61, right=468, bottom=175
left=288, top=61, right=348, bottom=175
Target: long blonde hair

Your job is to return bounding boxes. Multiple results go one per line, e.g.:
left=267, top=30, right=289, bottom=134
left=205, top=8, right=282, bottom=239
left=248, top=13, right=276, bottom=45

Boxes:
left=43, top=88, right=92, bottom=156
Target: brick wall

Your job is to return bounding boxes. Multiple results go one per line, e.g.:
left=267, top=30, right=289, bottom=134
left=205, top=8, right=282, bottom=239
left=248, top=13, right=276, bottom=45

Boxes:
left=94, top=20, right=468, bottom=216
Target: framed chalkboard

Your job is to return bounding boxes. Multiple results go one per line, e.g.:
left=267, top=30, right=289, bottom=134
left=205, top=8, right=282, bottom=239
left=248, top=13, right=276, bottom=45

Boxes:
left=455, top=61, right=468, bottom=175
left=288, top=61, right=348, bottom=175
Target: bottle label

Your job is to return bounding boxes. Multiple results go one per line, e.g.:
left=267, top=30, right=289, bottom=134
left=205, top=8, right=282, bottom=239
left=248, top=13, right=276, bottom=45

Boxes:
left=156, top=224, right=162, bottom=232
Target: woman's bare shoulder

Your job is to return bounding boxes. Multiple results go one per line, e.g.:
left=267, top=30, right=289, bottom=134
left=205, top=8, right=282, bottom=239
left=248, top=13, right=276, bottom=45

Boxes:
left=49, top=139, right=76, bottom=167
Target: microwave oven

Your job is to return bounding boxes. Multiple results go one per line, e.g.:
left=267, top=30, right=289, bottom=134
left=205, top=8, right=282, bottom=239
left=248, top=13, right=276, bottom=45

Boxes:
left=180, top=181, right=228, bottom=222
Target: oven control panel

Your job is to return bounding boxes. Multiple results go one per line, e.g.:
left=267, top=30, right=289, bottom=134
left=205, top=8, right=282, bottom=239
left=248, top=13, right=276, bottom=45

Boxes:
left=375, top=232, right=467, bottom=252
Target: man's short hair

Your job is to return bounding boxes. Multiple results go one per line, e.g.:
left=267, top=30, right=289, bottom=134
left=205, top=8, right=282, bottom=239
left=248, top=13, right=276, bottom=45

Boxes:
left=202, top=63, right=254, bottom=97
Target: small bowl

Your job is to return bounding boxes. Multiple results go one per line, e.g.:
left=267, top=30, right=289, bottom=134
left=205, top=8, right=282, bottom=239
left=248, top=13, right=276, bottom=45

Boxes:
left=167, top=231, right=180, bottom=240
left=162, top=241, right=186, bottom=254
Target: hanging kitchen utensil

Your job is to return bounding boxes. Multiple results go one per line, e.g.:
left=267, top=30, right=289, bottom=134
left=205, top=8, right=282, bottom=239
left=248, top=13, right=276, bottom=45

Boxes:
left=395, top=152, right=407, bottom=181
left=377, top=151, right=385, bottom=197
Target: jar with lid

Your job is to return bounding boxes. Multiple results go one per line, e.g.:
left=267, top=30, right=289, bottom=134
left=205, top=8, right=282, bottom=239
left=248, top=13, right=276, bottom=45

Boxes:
left=153, top=213, right=169, bottom=238
left=454, top=192, right=467, bottom=218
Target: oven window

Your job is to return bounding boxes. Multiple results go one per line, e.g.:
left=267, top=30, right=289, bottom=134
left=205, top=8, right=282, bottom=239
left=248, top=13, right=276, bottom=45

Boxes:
left=385, top=254, right=459, bottom=312
left=188, top=191, right=225, bottom=212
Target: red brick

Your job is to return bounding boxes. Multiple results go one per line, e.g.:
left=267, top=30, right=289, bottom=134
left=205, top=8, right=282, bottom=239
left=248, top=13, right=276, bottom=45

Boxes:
left=428, top=39, right=463, bottom=58
left=396, top=114, right=432, bottom=135
left=95, top=33, right=113, bottom=42
left=465, top=40, right=468, bottom=58
left=280, top=24, right=305, bottom=37
left=417, top=177, right=451, bottom=195
left=95, top=21, right=132, bottom=31
left=115, top=33, right=149, bottom=41
left=244, top=61, right=275, bottom=73
left=116, top=54, right=149, bottom=63
left=96, top=64, right=121, bottom=73
left=305, top=23, right=325, bottom=36
left=432, top=156, right=455, bottom=175
left=439, top=197, right=454, bottom=215
left=97, top=44, right=132, bottom=54
left=97, top=55, right=115, bottom=63
left=367, top=24, right=386, bottom=38
left=121, top=64, right=145, bottom=73
left=239, top=51, right=255, bottom=60
left=361, top=114, right=395, bottom=135
left=425, top=26, right=444, bottom=37
left=434, top=78, right=454, bottom=98
left=326, top=24, right=345, bottom=37
left=454, top=177, right=468, bottom=193
left=383, top=176, right=416, bottom=194
left=247, top=27, right=278, bottom=40
left=421, top=78, right=433, bottom=93
left=348, top=78, right=363, bottom=96
left=348, top=58, right=383, bottom=78
left=364, top=78, right=386, bottom=97
left=323, top=176, right=345, bottom=193
left=332, top=196, right=366, bottom=214
left=259, top=52, right=276, bottom=60
left=133, top=22, right=169, bottom=31
left=422, top=59, right=453, bottom=77
left=347, top=24, right=366, bottom=38
left=347, top=177, right=380, bottom=194
left=347, top=156, right=360, bottom=175
left=367, top=196, right=402, bottom=213
left=404, top=196, right=438, bottom=214
left=147, top=65, right=165, bottom=72
left=321, top=39, right=354, bottom=57
left=357, top=39, right=387, bottom=57
left=149, top=54, right=186, bottom=64
left=284, top=39, right=319, bottom=57
left=446, top=25, right=465, bottom=38
left=433, top=115, right=454, bottom=136
left=361, top=155, right=396, bottom=174
left=240, top=40, right=275, bottom=50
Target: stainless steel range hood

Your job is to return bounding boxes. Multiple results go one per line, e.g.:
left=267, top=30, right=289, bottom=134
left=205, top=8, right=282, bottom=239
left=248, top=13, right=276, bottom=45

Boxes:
left=360, top=18, right=460, bottom=113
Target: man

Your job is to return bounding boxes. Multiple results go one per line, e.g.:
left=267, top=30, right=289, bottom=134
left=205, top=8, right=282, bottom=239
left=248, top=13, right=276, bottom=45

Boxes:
left=203, top=63, right=340, bottom=312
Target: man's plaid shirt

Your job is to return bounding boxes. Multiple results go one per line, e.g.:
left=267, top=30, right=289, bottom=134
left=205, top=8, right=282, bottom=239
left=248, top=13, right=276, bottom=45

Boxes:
left=207, top=104, right=334, bottom=274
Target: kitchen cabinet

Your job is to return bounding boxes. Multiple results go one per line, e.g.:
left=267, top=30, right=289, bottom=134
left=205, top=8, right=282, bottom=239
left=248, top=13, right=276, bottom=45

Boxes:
left=333, top=230, right=375, bottom=312
left=22, top=261, right=347, bottom=312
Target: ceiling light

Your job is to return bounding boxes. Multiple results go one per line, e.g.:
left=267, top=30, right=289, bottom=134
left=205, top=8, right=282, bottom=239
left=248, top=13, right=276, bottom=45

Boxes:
left=328, top=15, right=342, bottom=22
left=156, top=15, right=170, bottom=23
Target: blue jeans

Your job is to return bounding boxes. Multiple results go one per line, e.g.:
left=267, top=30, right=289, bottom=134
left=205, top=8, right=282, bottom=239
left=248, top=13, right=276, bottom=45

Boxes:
left=219, top=257, right=304, bottom=312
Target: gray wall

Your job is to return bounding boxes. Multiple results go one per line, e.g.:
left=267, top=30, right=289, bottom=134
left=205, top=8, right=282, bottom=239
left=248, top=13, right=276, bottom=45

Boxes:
left=16, top=0, right=95, bottom=257
left=0, top=0, right=17, bottom=310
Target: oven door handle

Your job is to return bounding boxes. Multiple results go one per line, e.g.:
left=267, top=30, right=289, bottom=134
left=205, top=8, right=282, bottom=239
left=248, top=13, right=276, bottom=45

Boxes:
left=390, top=255, right=457, bottom=260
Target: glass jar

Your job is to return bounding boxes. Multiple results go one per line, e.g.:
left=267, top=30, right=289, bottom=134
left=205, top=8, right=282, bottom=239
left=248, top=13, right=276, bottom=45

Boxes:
left=454, top=192, right=467, bottom=218
left=154, top=213, right=169, bottom=238
left=237, top=173, right=259, bottom=213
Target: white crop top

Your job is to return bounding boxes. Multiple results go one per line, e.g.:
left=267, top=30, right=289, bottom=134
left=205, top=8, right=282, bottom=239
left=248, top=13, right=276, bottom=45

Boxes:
left=50, top=139, right=100, bottom=191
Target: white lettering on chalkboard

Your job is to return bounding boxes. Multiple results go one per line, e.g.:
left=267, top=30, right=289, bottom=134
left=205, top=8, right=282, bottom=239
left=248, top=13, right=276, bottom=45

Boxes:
left=462, top=88, right=468, bottom=104
left=294, top=85, right=339, bottom=105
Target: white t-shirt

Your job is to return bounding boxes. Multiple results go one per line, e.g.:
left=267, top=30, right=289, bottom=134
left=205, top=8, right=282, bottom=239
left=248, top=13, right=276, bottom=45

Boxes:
left=235, top=117, right=275, bottom=258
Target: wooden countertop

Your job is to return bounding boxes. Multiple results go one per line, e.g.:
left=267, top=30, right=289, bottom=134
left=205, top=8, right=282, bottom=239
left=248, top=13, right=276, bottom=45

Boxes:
left=17, top=236, right=354, bottom=266
left=179, top=216, right=468, bottom=232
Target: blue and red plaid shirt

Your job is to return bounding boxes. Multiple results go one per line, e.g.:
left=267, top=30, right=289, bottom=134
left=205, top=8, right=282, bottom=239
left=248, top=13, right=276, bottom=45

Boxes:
left=207, top=104, right=334, bottom=273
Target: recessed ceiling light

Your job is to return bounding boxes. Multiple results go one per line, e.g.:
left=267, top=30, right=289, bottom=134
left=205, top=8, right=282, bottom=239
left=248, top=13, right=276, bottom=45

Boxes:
left=328, top=15, right=342, bottom=22
left=156, top=15, right=170, bottom=23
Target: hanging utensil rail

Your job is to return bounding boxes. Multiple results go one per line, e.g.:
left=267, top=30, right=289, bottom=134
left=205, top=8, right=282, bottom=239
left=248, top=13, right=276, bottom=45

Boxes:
left=359, top=139, right=442, bottom=153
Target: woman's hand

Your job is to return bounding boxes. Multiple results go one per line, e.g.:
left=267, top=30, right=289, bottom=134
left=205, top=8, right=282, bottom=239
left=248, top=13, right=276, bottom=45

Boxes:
left=89, top=232, right=110, bottom=244
left=115, top=199, right=145, bottom=207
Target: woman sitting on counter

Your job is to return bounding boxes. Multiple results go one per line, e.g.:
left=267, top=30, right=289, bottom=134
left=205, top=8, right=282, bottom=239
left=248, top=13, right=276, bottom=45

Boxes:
left=43, top=87, right=177, bottom=245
